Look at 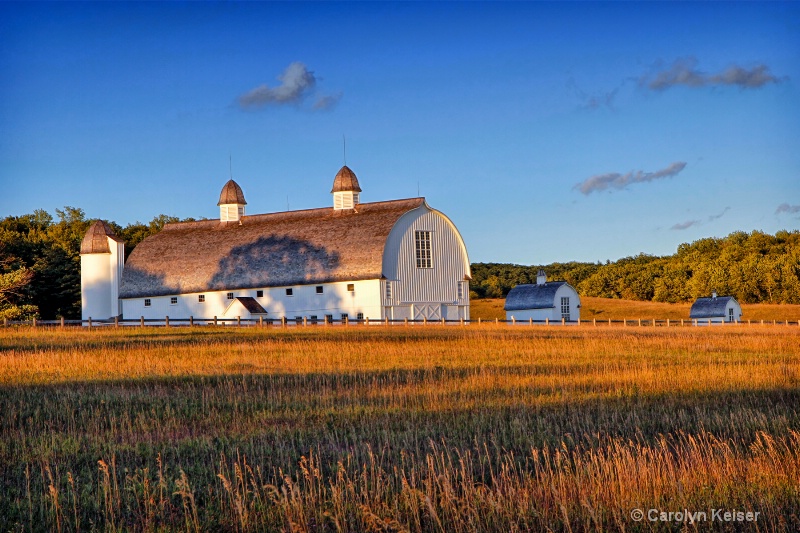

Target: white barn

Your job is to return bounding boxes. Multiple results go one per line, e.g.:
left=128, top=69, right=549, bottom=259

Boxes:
left=689, top=292, right=742, bottom=323
left=504, top=270, right=580, bottom=323
left=80, top=165, right=470, bottom=323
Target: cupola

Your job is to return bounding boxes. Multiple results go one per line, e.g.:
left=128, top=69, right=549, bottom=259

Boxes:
left=331, top=165, right=362, bottom=210
left=218, top=179, right=247, bottom=222
left=536, top=269, right=547, bottom=286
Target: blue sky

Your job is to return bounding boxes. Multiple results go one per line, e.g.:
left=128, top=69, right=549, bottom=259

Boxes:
left=2, top=1, right=798, bottom=264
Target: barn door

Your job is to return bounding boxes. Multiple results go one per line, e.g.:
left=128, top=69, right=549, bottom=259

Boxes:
left=413, top=304, right=442, bottom=321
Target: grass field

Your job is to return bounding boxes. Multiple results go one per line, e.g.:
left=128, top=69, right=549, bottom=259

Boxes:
left=470, top=296, right=800, bottom=321
left=1, top=325, right=799, bottom=531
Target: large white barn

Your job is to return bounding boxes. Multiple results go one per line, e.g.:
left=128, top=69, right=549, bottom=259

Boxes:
left=81, top=166, right=471, bottom=323
left=689, top=292, right=742, bottom=323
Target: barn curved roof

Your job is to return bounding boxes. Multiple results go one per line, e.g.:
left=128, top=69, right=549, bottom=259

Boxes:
left=119, top=197, right=425, bottom=298
left=689, top=296, right=737, bottom=318
left=218, top=179, right=247, bottom=205
left=504, top=282, right=569, bottom=311
left=80, top=220, right=122, bottom=254
left=331, top=165, right=362, bottom=193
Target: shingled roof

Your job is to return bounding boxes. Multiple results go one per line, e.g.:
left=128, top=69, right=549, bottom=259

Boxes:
left=119, top=197, right=425, bottom=299
left=504, top=282, right=568, bottom=311
left=331, top=165, right=362, bottom=193
left=218, top=179, right=247, bottom=205
left=80, top=220, right=123, bottom=254
left=690, top=296, right=737, bottom=318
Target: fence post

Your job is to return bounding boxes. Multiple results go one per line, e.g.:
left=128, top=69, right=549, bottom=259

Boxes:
left=165, top=316, right=169, bottom=328
left=461, top=317, right=465, bottom=326
left=259, top=316, right=263, bottom=327
left=404, top=318, right=408, bottom=326
left=303, top=317, right=307, bottom=327
left=3, top=317, right=6, bottom=327
left=385, top=317, right=389, bottom=326
left=88, top=317, right=92, bottom=328
left=61, top=316, right=65, bottom=328
left=708, top=319, right=712, bottom=326
left=236, top=316, right=241, bottom=327
left=190, top=316, right=194, bottom=327
left=653, top=318, right=657, bottom=328
left=511, top=317, right=515, bottom=325
left=114, top=316, right=119, bottom=328
left=529, top=318, right=532, bottom=326
left=545, top=318, right=549, bottom=326
left=608, top=318, right=611, bottom=326
left=495, top=318, right=498, bottom=324
left=214, top=316, right=218, bottom=326
left=577, top=317, right=581, bottom=326
left=140, top=316, right=144, bottom=327
left=681, top=319, right=684, bottom=326
left=593, top=318, right=596, bottom=327
left=666, top=319, right=670, bottom=327
left=478, top=317, right=481, bottom=325
left=33, top=317, right=37, bottom=328
left=638, top=318, right=641, bottom=327
left=562, top=317, right=565, bottom=325
left=282, top=317, right=287, bottom=328
left=441, top=317, right=445, bottom=326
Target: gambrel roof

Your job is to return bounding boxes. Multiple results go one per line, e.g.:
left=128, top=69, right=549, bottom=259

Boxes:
left=119, top=197, right=425, bottom=298
left=504, top=282, right=569, bottom=311
left=689, top=296, right=738, bottom=318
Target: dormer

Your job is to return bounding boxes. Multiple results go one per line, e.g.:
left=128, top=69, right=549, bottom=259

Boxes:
left=331, top=165, right=362, bottom=210
left=218, top=179, right=247, bottom=222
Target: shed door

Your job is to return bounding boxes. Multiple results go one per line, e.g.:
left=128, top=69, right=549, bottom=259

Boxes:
left=413, top=304, right=442, bottom=321
left=728, top=307, right=734, bottom=322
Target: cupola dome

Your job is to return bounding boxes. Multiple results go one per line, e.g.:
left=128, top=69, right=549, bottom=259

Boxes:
left=218, top=179, right=246, bottom=222
left=331, top=166, right=361, bottom=210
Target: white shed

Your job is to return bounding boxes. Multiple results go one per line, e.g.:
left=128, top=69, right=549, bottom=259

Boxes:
left=81, top=164, right=470, bottom=323
left=689, top=292, right=742, bottom=323
left=504, top=270, right=580, bottom=323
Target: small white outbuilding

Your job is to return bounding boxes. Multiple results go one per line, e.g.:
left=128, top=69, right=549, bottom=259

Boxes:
left=689, top=292, right=742, bottom=323
left=504, top=270, right=581, bottom=323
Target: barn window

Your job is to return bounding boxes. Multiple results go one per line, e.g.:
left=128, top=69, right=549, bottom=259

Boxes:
left=415, top=231, right=432, bottom=268
left=316, top=286, right=323, bottom=294
left=309, top=315, right=318, bottom=324
left=728, top=308, right=734, bottom=322
left=256, top=290, right=263, bottom=297
left=457, top=282, right=464, bottom=300
left=341, top=313, right=349, bottom=323
left=347, top=283, right=355, bottom=292
left=385, top=281, right=392, bottom=300
left=561, top=297, right=570, bottom=320
left=286, top=288, right=293, bottom=296
left=357, top=312, right=364, bottom=322
left=294, top=316, right=302, bottom=324
left=198, top=295, right=205, bottom=303
left=170, top=297, right=178, bottom=305
left=144, top=299, right=151, bottom=307
left=227, top=292, right=234, bottom=300
left=325, top=314, right=333, bottom=324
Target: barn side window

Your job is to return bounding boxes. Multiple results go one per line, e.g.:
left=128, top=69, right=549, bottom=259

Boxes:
left=286, top=288, right=293, bottom=296
left=561, top=297, right=570, bottom=319
left=457, top=282, right=464, bottom=300
left=144, top=299, right=151, bottom=307
left=227, top=292, right=234, bottom=300
left=347, top=283, right=355, bottom=292
left=198, top=295, right=205, bottom=303
left=415, top=230, right=432, bottom=268
left=385, top=281, right=392, bottom=300
left=256, top=290, right=263, bottom=297
left=170, top=297, right=178, bottom=305
left=316, top=286, right=323, bottom=294
left=357, top=312, right=364, bottom=322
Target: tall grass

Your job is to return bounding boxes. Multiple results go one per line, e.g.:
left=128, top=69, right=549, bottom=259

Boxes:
left=1, top=326, right=798, bottom=531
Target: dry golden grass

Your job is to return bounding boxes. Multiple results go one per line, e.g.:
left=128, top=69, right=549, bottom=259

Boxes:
left=471, top=296, right=800, bottom=321
left=1, top=325, right=798, bottom=531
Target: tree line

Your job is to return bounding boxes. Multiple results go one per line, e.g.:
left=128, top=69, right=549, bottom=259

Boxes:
left=471, top=230, right=800, bottom=304
left=0, top=207, right=798, bottom=319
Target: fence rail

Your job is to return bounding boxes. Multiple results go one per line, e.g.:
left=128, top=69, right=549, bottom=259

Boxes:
left=3, top=316, right=800, bottom=328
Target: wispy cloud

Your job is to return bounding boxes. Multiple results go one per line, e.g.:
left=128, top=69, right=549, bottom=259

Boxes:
left=567, top=77, right=619, bottom=111
left=237, top=62, right=341, bottom=111
left=775, top=203, right=800, bottom=215
left=641, top=57, right=784, bottom=91
left=708, top=206, right=730, bottom=221
left=575, top=161, right=687, bottom=195
left=671, top=220, right=701, bottom=231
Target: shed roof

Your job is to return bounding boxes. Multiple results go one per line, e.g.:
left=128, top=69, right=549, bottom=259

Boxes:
left=80, top=220, right=122, bottom=254
left=689, top=296, right=738, bottom=318
left=218, top=179, right=247, bottom=205
left=119, top=197, right=425, bottom=299
left=233, top=297, right=267, bottom=314
left=504, top=282, right=568, bottom=311
left=331, top=165, right=362, bottom=193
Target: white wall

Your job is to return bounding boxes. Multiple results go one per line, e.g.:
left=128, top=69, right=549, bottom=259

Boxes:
left=120, top=279, right=383, bottom=321
left=382, top=203, right=470, bottom=320
left=81, top=239, right=124, bottom=320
